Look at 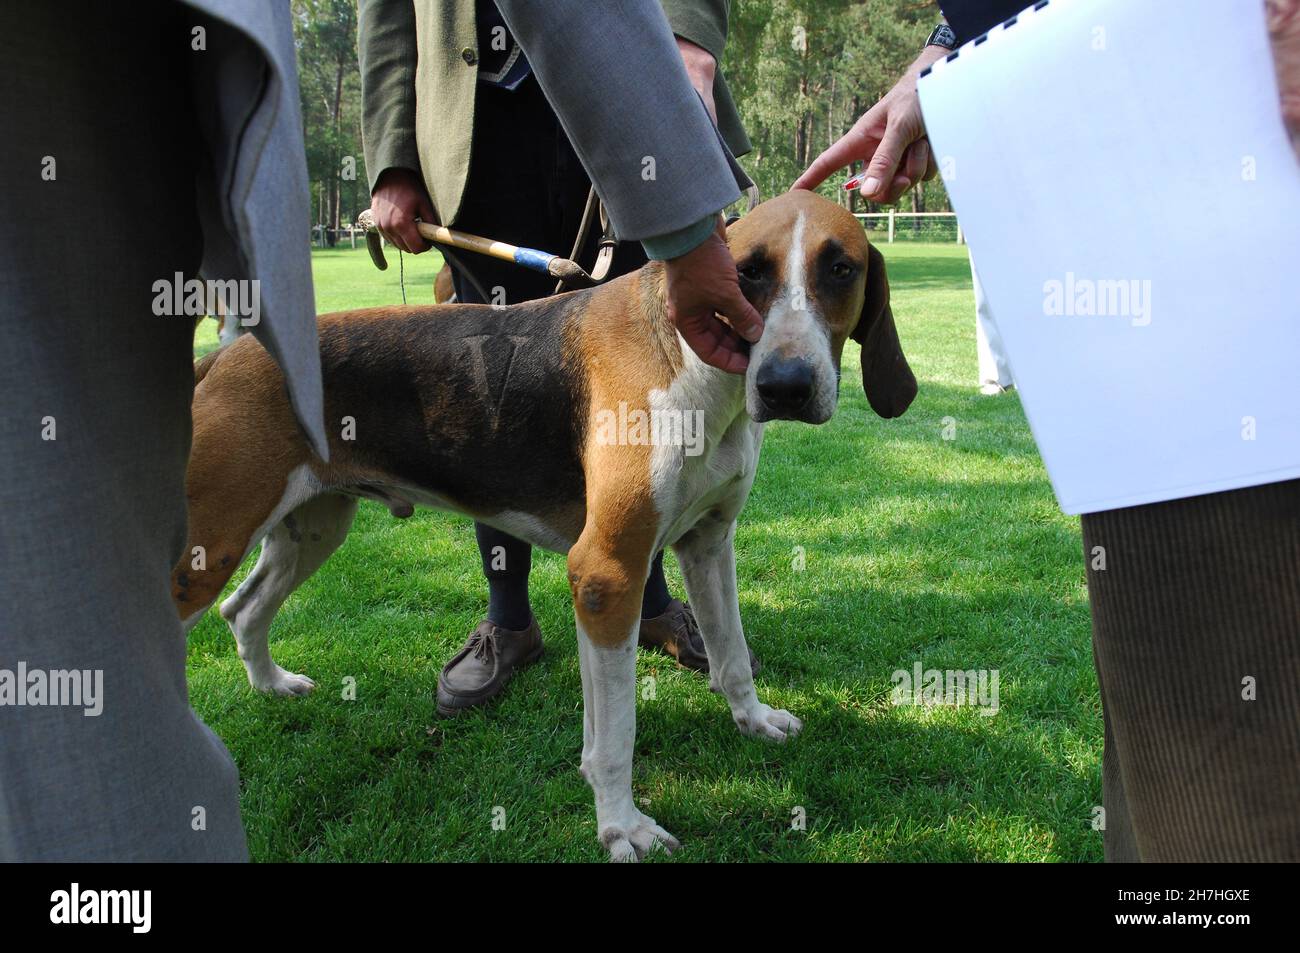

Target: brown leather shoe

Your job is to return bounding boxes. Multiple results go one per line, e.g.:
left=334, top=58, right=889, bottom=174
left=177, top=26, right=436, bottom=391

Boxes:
left=637, top=599, right=760, bottom=676
left=436, top=616, right=543, bottom=716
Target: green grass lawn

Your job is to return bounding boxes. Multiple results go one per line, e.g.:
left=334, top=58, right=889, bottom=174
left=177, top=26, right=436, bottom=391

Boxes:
left=187, top=241, right=1102, bottom=862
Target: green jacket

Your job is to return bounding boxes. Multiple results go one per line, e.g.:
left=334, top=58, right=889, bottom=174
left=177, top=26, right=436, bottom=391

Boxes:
left=358, top=0, right=751, bottom=228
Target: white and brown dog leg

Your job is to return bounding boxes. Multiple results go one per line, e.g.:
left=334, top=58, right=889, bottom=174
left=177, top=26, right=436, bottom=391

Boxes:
left=567, top=459, right=678, bottom=861
left=220, top=492, right=357, bottom=696
left=174, top=336, right=332, bottom=695
left=673, top=517, right=802, bottom=742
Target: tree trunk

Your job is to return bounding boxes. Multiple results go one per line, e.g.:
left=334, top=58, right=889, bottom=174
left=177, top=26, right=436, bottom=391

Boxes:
left=848, top=94, right=860, bottom=214
left=317, top=181, right=325, bottom=246
left=796, top=34, right=810, bottom=167
left=325, top=58, right=344, bottom=246
left=827, top=75, right=838, bottom=204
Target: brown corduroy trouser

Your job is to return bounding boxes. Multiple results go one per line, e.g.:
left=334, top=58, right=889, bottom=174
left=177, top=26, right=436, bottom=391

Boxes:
left=1082, top=479, right=1300, bottom=861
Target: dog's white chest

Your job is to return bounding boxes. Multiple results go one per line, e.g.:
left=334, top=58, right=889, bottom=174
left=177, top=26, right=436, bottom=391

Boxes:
left=643, top=351, right=763, bottom=546
left=653, top=413, right=762, bottom=547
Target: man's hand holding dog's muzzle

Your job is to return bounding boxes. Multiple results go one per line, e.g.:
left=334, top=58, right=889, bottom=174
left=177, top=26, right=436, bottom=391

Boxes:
left=661, top=217, right=765, bottom=375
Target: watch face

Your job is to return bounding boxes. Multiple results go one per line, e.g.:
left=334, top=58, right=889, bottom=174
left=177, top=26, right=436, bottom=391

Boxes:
left=929, top=24, right=958, bottom=49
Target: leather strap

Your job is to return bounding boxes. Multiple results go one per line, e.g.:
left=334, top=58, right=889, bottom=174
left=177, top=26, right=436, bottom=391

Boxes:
left=554, top=186, right=617, bottom=294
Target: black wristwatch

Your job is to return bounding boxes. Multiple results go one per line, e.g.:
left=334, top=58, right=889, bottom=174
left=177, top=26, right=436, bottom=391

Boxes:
left=925, top=23, right=959, bottom=51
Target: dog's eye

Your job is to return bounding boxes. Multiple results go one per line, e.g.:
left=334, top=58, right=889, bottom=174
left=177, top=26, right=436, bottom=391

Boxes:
left=831, top=261, right=856, bottom=280
left=738, top=263, right=765, bottom=282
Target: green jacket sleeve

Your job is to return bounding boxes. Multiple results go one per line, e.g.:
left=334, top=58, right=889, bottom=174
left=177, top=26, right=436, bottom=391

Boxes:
left=660, top=0, right=752, bottom=158
left=358, top=0, right=421, bottom=194
left=660, top=0, right=728, bottom=62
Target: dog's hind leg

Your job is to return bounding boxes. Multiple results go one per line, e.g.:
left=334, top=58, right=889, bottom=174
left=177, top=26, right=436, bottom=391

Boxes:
left=672, top=517, right=802, bottom=743
left=172, top=464, right=295, bottom=635
left=174, top=335, right=316, bottom=631
left=220, top=492, right=358, bottom=696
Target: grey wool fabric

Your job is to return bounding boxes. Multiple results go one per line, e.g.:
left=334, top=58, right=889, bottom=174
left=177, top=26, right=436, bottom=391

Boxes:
left=1, top=0, right=330, bottom=860
left=0, top=0, right=255, bottom=860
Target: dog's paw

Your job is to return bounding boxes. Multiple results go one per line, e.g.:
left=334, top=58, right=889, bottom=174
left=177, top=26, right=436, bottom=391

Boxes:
left=734, top=703, right=803, bottom=743
left=251, top=665, right=316, bottom=697
left=600, top=811, right=681, bottom=863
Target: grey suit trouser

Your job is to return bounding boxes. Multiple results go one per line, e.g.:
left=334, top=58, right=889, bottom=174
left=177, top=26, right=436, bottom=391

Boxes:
left=0, top=2, right=248, bottom=860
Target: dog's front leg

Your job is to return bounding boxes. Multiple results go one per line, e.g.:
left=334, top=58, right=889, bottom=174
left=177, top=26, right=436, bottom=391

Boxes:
left=673, top=519, right=803, bottom=743
left=569, top=530, right=679, bottom=861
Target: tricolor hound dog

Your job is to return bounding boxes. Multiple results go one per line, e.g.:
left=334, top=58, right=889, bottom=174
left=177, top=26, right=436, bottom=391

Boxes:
left=172, top=190, right=916, bottom=860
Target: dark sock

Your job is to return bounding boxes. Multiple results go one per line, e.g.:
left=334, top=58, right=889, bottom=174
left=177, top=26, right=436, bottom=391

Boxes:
left=475, top=523, right=533, bottom=630
left=641, top=550, right=673, bottom=619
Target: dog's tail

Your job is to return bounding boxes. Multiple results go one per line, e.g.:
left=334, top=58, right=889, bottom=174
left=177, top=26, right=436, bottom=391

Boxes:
left=194, top=345, right=227, bottom=385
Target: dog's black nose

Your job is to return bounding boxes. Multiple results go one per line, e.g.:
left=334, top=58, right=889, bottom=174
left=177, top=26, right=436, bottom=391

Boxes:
left=756, top=357, right=814, bottom=414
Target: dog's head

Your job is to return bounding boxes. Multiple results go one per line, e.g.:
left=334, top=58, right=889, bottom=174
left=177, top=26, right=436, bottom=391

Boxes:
left=726, top=190, right=917, bottom=423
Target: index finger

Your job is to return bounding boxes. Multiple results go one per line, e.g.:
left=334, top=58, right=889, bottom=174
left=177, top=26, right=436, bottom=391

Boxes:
left=793, top=129, right=881, bottom=192
left=793, top=101, right=887, bottom=191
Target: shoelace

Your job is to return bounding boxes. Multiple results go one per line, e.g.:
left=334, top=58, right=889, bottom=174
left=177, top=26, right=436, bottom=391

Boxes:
left=671, top=604, right=701, bottom=645
left=469, top=627, right=499, bottom=662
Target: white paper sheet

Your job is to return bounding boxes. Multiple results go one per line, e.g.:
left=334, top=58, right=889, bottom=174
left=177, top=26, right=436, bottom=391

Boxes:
left=918, top=0, right=1300, bottom=514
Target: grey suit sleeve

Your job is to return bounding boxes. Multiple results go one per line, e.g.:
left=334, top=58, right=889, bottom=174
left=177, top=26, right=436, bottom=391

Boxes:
left=494, top=0, right=743, bottom=242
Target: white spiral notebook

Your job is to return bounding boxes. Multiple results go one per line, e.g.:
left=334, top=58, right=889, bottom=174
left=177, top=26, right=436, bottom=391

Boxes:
left=918, top=0, right=1300, bottom=514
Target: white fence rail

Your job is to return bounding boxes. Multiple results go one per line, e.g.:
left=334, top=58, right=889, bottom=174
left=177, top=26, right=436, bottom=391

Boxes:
left=855, top=211, right=964, bottom=244
left=312, top=225, right=365, bottom=248
left=314, top=214, right=964, bottom=249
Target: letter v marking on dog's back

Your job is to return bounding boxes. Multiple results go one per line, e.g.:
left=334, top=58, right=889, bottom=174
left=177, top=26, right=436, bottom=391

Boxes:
left=463, top=334, right=530, bottom=430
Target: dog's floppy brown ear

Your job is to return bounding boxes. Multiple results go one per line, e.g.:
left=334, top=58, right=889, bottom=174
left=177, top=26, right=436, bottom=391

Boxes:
left=851, top=243, right=917, bottom=418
